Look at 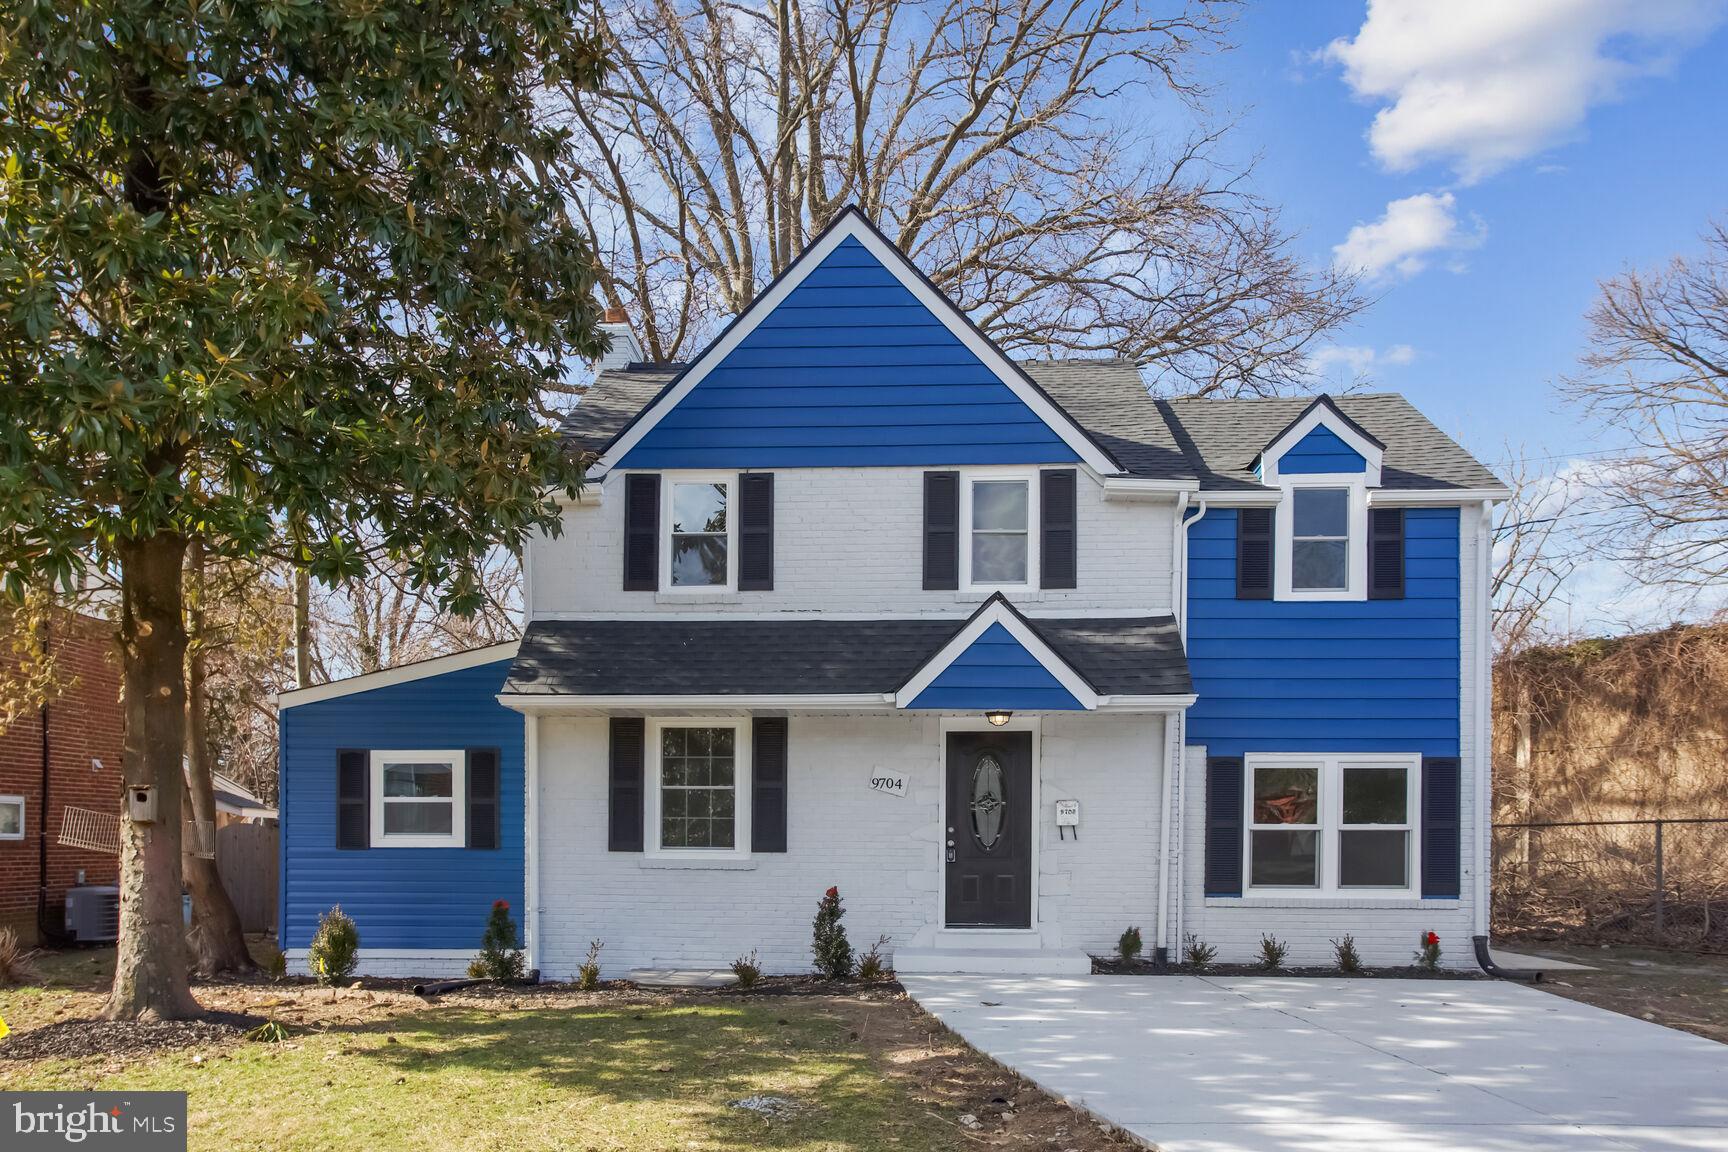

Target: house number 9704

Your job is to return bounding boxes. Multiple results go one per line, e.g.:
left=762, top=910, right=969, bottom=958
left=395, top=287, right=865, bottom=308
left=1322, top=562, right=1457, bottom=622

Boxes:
left=870, top=774, right=907, bottom=797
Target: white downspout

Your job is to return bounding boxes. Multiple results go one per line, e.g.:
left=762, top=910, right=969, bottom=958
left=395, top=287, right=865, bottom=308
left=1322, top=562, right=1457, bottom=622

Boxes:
left=1473, top=501, right=1494, bottom=937
left=1157, top=495, right=1206, bottom=963
left=524, top=711, right=541, bottom=975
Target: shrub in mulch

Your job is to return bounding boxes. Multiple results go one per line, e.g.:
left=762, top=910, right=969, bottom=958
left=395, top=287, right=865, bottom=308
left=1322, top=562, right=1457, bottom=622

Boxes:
left=0, top=1011, right=266, bottom=1062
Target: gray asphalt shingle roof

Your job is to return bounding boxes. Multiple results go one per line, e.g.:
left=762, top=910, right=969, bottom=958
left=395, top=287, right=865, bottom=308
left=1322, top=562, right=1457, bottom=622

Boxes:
left=560, top=359, right=1501, bottom=491
left=504, top=614, right=1192, bottom=698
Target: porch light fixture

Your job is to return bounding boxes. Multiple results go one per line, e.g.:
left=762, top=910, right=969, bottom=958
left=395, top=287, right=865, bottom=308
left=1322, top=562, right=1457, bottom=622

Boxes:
left=985, top=710, right=1013, bottom=727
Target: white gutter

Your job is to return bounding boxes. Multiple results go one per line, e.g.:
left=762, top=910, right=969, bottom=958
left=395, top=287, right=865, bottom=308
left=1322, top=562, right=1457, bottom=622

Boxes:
left=495, top=691, right=1197, bottom=714
left=1370, top=487, right=1511, bottom=507
left=1473, top=501, right=1494, bottom=937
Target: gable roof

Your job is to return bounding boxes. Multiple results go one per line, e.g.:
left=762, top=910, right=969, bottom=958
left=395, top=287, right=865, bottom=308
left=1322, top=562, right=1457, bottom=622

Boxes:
left=894, top=594, right=1099, bottom=710
left=585, top=207, right=1122, bottom=475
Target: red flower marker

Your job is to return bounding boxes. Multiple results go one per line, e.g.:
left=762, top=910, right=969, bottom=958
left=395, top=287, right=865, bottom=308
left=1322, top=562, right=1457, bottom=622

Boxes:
left=825, top=886, right=839, bottom=900
left=494, top=899, right=510, bottom=911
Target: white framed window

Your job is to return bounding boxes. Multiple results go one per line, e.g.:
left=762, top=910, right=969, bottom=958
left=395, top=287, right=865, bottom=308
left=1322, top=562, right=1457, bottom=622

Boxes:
left=1245, top=753, right=1419, bottom=895
left=661, top=474, right=735, bottom=591
left=1275, top=479, right=1366, bottom=601
left=370, top=750, right=466, bottom=848
left=645, top=718, right=751, bottom=857
left=961, top=470, right=1039, bottom=591
left=0, top=794, right=24, bottom=841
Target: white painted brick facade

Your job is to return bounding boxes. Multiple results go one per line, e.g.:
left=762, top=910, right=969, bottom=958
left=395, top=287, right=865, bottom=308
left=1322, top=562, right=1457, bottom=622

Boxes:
left=1173, top=510, right=1487, bottom=971
left=528, top=467, right=1175, bottom=617
left=533, top=712, right=1167, bottom=978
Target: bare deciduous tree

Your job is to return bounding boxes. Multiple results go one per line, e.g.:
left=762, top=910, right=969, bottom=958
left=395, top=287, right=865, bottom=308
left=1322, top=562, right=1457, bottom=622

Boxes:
left=558, top=0, right=1363, bottom=395
left=1563, top=221, right=1728, bottom=599
left=1491, top=452, right=1582, bottom=656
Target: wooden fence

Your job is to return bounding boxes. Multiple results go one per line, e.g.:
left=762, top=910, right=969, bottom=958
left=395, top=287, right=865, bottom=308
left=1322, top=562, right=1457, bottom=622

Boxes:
left=217, top=822, right=278, bottom=933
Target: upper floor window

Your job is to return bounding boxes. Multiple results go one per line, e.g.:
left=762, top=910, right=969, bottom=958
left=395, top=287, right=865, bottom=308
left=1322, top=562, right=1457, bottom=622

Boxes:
left=963, top=473, right=1038, bottom=590
left=666, top=477, right=733, bottom=590
left=1291, top=488, right=1349, bottom=591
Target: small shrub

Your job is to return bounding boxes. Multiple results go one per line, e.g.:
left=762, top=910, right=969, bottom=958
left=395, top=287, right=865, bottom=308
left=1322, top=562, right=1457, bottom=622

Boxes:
left=1182, top=933, right=1217, bottom=972
left=577, top=939, right=603, bottom=991
left=731, top=950, right=763, bottom=990
left=1331, top=934, right=1361, bottom=973
left=470, top=899, right=526, bottom=982
left=245, top=1021, right=290, bottom=1044
left=1414, top=930, right=1442, bottom=971
left=308, top=906, right=360, bottom=985
left=0, top=927, right=40, bottom=986
left=811, top=886, right=854, bottom=979
left=261, top=942, right=288, bottom=982
left=1257, top=933, right=1287, bottom=971
left=1117, top=926, right=1143, bottom=964
left=857, top=934, right=891, bottom=981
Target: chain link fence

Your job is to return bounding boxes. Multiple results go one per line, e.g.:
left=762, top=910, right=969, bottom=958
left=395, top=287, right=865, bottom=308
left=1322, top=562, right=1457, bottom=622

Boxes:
left=1492, top=817, right=1728, bottom=950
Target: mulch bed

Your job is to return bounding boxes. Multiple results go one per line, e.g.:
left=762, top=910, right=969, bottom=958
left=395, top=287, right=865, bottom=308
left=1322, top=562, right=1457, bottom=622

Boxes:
left=1091, top=957, right=1484, bottom=978
left=0, top=1010, right=265, bottom=1062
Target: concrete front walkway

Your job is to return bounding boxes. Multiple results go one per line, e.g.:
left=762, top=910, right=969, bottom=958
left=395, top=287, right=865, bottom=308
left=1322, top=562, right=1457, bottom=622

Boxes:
left=902, top=974, right=1728, bottom=1152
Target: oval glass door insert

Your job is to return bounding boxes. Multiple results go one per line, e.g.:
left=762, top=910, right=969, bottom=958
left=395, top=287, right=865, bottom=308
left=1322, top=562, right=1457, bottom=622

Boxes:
left=970, top=753, right=1007, bottom=852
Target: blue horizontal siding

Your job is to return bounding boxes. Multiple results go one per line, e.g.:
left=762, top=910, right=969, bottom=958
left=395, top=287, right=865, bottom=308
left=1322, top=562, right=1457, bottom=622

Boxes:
left=907, top=622, right=1085, bottom=710
left=1186, top=507, right=1460, bottom=757
left=1276, top=425, right=1367, bottom=474
left=619, top=236, right=1081, bottom=470
left=280, top=659, right=523, bottom=951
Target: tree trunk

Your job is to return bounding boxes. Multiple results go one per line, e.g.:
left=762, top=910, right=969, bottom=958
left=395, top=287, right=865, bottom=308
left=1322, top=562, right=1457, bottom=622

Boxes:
left=293, top=565, right=312, bottom=688
left=107, top=532, right=202, bottom=1020
left=183, top=538, right=254, bottom=975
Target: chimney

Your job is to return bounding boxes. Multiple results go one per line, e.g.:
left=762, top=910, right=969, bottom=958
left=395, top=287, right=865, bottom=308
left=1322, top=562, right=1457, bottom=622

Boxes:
left=597, top=306, right=643, bottom=372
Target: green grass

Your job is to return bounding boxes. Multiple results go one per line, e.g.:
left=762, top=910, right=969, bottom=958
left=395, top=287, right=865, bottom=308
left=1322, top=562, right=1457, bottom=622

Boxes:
left=4, top=999, right=960, bottom=1151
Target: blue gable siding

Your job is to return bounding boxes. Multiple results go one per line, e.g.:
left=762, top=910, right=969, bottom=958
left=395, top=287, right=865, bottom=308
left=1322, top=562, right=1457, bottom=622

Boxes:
left=618, top=236, right=1083, bottom=469
left=1275, top=425, right=1367, bottom=474
left=907, top=622, right=1086, bottom=710
left=1185, top=507, right=1459, bottom=756
left=279, top=659, right=523, bottom=951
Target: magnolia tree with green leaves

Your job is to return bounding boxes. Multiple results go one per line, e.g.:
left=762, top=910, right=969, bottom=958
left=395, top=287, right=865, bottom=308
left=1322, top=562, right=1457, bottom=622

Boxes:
left=0, top=0, right=607, bottom=1019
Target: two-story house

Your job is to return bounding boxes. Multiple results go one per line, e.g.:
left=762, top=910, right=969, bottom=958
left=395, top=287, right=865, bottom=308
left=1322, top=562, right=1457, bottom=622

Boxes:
left=277, top=209, right=1505, bottom=977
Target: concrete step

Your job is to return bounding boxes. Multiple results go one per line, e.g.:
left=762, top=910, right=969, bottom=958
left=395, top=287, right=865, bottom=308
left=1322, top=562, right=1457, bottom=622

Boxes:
left=892, top=947, right=1092, bottom=976
left=933, top=929, right=1047, bottom=950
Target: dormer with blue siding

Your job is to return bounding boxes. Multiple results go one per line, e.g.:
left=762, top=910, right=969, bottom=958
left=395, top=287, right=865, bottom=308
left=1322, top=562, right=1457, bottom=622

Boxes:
left=280, top=206, right=1507, bottom=980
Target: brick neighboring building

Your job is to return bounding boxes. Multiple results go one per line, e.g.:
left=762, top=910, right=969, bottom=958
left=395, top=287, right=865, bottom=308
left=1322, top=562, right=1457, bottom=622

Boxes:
left=0, top=610, right=125, bottom=943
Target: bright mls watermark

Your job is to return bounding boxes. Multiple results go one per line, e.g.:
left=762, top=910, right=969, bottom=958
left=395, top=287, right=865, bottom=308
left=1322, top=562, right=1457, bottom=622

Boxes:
left=2, top=1093, right=186, bottom=1150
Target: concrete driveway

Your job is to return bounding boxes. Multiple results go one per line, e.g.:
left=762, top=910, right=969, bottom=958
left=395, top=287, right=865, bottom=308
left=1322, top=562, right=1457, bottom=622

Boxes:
left=902, top=974, right=1728, bottom=1152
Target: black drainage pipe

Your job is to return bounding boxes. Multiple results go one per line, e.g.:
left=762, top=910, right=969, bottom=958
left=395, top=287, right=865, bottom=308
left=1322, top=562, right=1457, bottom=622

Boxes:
left=1472, top=935, right=1543, bottom=982
left=414, top=978, right=486, bottom=997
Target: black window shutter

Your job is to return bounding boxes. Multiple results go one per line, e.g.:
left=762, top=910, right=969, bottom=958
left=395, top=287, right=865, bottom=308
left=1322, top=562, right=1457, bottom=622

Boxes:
left=738, top=473, right=775, bottom=591
left=622, top=474, right=660, bottom=591
left=1369, top=507, right=1406, bottom=600
left=751, top=717, right=788, bottom=853
left=1204, top=756, right=1245, bottom=896
left=608, top=718, right=645, bottom=852
left=1040, top=469, right=1078, bottom=590
left=923, top=471, right=960, bottom=590
left=336, top=749, right=369, bottom=850
left=466, top=747, right=501, bottom=850
left=1236, top=507, right=1273, bottom=600
left=1421, top=756, right=1462, bottom=898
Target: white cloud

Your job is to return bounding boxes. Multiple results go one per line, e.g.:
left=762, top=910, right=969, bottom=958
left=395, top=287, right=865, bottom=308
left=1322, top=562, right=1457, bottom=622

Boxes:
left=1324, top=0, right=1727, bottom=183
left=1309, top=342, right=1418, bottom=377
left=1331, top=192, right=1485, bottom=279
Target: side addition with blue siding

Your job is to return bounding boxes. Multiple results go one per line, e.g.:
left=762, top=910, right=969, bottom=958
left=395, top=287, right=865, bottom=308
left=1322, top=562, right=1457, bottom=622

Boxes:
left=279, top=658, right=524, bottom=951
left=618, top=236, right=1084, bottom=470
left=907, top=622, right=1086, bottom=711
left=1273, top=425, right=1368, bottom=474
left=1185, top=507, right=1460, bottom=756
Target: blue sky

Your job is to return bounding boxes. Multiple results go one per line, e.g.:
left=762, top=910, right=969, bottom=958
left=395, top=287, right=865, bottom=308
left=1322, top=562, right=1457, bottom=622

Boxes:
left=1198, top=1, right=1728, bottom=631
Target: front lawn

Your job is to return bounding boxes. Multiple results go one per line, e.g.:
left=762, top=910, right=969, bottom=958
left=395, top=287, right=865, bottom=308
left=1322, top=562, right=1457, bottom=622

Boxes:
left=1, top=953, right=1129, bottom=1151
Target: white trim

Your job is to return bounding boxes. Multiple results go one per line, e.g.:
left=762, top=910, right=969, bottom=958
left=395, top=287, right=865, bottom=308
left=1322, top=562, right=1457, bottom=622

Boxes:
left=1259, top=403, right=1384, bottom=487
left=960, top=468, right=1040, bottom=594
left=937, top=714, right=1041, bottom=932
left=1100, top=476, right=1200, bottom=500
left=369, top=750, right=467, bottom=849
left=590, top=212, right=1121, bottom=477
left=276, top=642, right=520, bottom=709
left=1242, top=752, right=1421, bottom=899
left=1197, top=489, right=1284, bottom=507
left=524, top=712, right=540, bottom=973
left=894, top=599, right=1099, bottom=710
left=0, top=794, right=24, bottom=840
left=500, top=692, right=894, bottom=714
left=1370, top=487, right=1510, bottom=506
left=522, top=607, right=1174, bottom=622
left=1275, top=476, right=1369, bottom=602
left=644, top=716, right=752, bottom=860
left=660, top=472, right=737, bottom=593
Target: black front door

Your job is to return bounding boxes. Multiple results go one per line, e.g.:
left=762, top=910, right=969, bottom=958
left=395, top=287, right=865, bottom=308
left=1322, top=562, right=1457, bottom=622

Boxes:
left=944, top=732, right=1033, bottom=929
